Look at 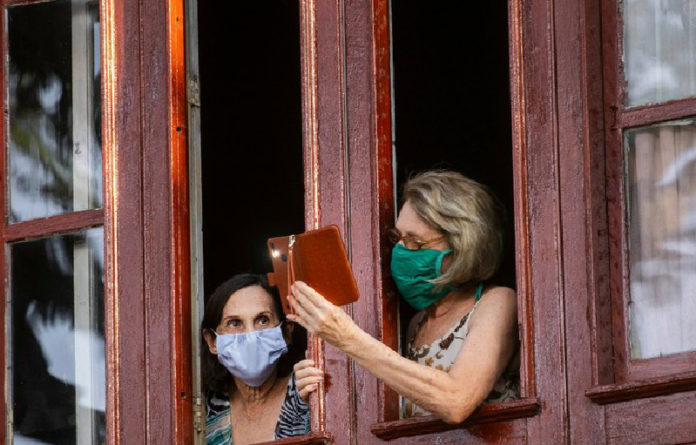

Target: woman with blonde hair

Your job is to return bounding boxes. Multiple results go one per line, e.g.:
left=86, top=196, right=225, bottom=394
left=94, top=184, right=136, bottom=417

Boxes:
left=292, top=170, right=519, bottom=423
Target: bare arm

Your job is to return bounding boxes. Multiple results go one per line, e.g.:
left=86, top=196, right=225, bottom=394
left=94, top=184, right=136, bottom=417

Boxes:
left=288, top=281, right=517, bottom=424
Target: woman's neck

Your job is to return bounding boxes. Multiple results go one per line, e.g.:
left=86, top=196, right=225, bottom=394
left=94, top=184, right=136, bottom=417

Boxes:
left=427, top=283, right=476, bottom=319
left=232, top=368, right=284, bottom=416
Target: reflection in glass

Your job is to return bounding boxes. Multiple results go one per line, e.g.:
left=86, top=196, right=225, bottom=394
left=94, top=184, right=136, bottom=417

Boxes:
left=10, top=229, right=105, bottom=445
left=7, top=0, right=102, bottom=223
left=624, top=0, right=696, bottom=106
left=625, top=119, right=696, bottom=359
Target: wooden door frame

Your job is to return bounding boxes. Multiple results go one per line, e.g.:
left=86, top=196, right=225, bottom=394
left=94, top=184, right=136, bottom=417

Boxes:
left=102, top=0, right=192, bottom=443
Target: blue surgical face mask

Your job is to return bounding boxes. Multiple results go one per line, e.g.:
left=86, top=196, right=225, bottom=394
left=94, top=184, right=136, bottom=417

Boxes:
left=214, top=323, right=288, bottom=387
left=390, top=243, right=457, bottom=311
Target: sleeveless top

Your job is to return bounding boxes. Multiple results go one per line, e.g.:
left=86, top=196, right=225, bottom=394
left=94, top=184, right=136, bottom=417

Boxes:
left=205, top=372, right=310, bottom=445
left=401, top=283, right=520, bottom=418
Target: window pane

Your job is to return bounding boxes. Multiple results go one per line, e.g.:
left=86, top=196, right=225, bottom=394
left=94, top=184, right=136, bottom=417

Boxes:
left=9, top=228, right=105, bottom=445
left=7, top=0, right=102, bottom=223
left=625, top=119, right=696, bottom=359
left=624, top=0, right=696, bottom=107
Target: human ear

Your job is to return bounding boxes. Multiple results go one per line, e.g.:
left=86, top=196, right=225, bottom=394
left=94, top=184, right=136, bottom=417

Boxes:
left=203, top=329, right=218, bottom=355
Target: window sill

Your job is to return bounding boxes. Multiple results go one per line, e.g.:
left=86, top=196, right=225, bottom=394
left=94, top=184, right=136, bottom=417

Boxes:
left=585, top=372, right=696, bottom=405
left=370, top=398, right=540, bottom=440
left=254, top=432, right=332, bottom=445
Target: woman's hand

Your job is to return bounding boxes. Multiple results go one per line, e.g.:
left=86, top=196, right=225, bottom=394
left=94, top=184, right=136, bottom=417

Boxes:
left=293, top=359, right=323, bottom=402
left=287, top=281, right=358, bottom=348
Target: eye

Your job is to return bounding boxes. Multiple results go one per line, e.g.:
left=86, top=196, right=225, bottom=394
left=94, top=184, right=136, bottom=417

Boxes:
left=226, top=318, right=241, bottom=328
left=256, top=315, right=270, bottom=326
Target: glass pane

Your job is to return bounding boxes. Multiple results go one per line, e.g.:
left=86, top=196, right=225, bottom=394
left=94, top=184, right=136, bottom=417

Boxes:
left=625, top=119, right=696, bottom=359
left=7, top=0, right=102, bottom=223
left=9, top=228, right=105, bottom=445
left=624, top=0, right=696, bottom=107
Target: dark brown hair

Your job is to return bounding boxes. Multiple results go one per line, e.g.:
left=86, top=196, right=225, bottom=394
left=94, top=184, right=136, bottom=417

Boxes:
left=201, top=273, right=306, bottom=393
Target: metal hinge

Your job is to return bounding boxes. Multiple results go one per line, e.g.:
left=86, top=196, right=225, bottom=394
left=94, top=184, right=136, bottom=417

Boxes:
left=188, top=75, right=201, bottom=108
left=193, top=394, right=205, bottom=433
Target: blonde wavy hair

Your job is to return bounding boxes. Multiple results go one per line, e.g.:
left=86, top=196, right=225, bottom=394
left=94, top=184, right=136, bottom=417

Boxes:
left=402, top=170, right=505, bottom=289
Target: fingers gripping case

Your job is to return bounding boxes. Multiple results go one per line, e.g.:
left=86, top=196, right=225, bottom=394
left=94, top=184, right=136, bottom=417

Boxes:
left=267, top=225, right=359, bottom=314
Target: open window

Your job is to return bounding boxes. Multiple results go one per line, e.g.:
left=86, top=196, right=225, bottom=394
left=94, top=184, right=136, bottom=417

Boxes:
left=369, top=0, right=539, bottom=439
left=194, top=1, right=318, bottom=444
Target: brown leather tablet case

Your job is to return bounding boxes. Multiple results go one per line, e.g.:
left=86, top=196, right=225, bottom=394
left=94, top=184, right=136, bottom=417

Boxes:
left=267, top=225, right=359, bottom=314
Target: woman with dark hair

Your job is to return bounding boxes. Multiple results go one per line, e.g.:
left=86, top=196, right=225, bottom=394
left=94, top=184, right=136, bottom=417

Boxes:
left=201, top=273, right=319, bottom=444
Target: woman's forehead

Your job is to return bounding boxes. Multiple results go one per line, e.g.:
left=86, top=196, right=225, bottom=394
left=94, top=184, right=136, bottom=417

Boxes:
left=396, top=201, right=437, bottom=236
left=221, top=285, right=276, bottom=317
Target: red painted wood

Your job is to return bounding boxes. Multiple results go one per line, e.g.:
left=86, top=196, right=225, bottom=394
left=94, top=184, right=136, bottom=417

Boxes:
left=255, top=432, right=333, bottom=445
left=554, top=0, right=610, bottom=444
left=299, top=0, right=352, bottom=442
left=3, top=209, right=104, bottom=242
left=344, top=0, right=384, bottom=441
left=387, top=419, right=529, bottom=445
left=140, top=0, right=191, bottom=444
left=620, top=98, right=696, bottom=129
left=369, top=0, right=401, bottom=426
left=586, top=371, right=696, bottom=404
left=510, top=0, right=569, bottom=444
left=103, top=0, right=148, bottom=443
left=370, top=398, right=540, bottom=440
left=167, top=1, right=193, bottom=443
left=605, top=390, right=696, bottom=445
left=102, top=0, right=191, bottom=444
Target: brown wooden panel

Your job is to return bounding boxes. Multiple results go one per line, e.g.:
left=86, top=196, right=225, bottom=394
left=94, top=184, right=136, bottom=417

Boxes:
left=384, top=418, right=529, bottom=445
left=343, top=0, right=384, bottom=435
left=255, top=432, right=333, bottom=445
left=554, top=0, right=612, bottom=444
left=620, top=98, right=696, bottom=129
left=4, top=209, right=104, bottom=242
left=510, top=0, right=569, bottom=443
left=587, top=371, right=696, bottom=404
left=299, top=0, right=351, bottom=441
left=606, top=391, right=696, bottom=445
left=140, top=0, right=191, bottom=444
left=102, top=0, right=191, bottom=443
left=103, top=0, right=148, bottom=442
left=371, top=398, right=540, bottom=441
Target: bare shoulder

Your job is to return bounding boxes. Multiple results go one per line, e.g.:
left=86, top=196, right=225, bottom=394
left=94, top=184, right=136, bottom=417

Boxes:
left=471, top=286, right=517, bottom=325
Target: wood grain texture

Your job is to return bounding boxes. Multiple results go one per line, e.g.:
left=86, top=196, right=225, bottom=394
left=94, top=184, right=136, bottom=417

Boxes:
left=3, top=209, right=104, bottom=242
left=371, top=398, right=540, bottom=441
left=620, top=97, right=696, bottom=129
left=606, top=391, right=696, bottom=445
left=254, top=432, right=332, bottom=445
left=554, top=0, right=610, bottom=444
left=586, top=371, right=696, bottom=404
left=102, top=0, right=191, bottom=443
left=343, top=0, right=393, bottom=443
left=300, top=0, right=352, bottom=442
left=103, top=0, right=148, bottom=442
left=509, top=0, right=569, bottom=444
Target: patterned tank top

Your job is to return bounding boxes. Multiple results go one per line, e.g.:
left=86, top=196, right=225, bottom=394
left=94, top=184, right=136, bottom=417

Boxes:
left=401, top=283, right=520, bottom=418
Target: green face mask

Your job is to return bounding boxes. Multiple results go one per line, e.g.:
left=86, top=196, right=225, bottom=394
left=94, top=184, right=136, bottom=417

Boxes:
left=390, top=243, right=456, bottom=311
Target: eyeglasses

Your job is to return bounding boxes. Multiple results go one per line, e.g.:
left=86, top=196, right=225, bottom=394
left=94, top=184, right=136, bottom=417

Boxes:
left=386, top=227, right=446, bottom=251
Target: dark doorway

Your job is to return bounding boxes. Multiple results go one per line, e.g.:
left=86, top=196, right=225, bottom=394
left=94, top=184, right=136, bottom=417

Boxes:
left=197, top=1, right=304, bottom=298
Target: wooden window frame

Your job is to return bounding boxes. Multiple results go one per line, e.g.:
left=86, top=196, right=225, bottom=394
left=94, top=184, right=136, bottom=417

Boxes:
left=586, top=0, right=696, bottom=403
left=0, top=0, right=106, bottom=442
left=312, top=0, right=541, bottom=440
